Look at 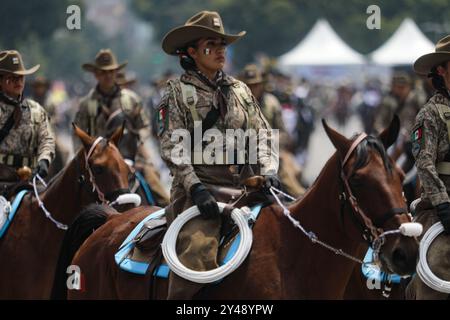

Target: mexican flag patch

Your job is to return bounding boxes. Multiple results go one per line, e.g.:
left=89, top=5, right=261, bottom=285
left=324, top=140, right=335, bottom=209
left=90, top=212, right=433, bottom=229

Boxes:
left=156, top=106, right=168, bottom=136
left=411, top=126, right=422, bottom=142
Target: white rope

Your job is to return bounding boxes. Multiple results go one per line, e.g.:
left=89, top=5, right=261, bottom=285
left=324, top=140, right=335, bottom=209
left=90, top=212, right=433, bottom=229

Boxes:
left=416, top=222, right=450, bottom=293
left=269, top=187, right=365, bottom=264
left=32, top=174, right=68, bottom=230
left=162, top=202, right=253, bottom=283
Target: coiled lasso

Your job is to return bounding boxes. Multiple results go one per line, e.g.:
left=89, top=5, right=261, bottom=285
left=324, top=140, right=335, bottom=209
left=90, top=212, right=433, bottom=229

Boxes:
left=162, top=202, right=253, bottom=283
left=417, top=222, right=450, bottom=293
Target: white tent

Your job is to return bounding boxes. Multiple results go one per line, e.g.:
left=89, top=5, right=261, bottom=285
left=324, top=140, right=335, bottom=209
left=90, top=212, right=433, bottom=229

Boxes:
left=370, top=18, right=435, bottom=65
left=278, top=19, right=366, bottom=66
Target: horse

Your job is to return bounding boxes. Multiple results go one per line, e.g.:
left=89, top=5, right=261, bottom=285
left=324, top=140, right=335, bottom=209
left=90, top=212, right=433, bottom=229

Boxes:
left=0, top=124, right=134, bottom=299
left=405, top=206, right=450, bottom=300
left=53, top=115, right=419, bottom=299
left=104, top=105, right=169, bottom=207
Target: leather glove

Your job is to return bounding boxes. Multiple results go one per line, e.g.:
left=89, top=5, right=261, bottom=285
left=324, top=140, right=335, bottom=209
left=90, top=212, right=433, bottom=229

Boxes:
left=263, top=174, right=281, bottom=191
left=436, top=202, right=450, bottom=234
left=33, top=159, right=49, bottom=178
left=190, top=183, right=220, bottom=220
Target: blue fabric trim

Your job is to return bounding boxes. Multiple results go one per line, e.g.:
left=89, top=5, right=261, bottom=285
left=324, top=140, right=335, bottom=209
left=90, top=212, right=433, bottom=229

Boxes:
left=135, top=171, right=155, bottom=205
left=115, top=204, right=264, bottom=278
left=0, top=190, right=29, bottom=239
left=114, top=208, right=165, bottom=275
left=361, top=247, right=402, bottom=284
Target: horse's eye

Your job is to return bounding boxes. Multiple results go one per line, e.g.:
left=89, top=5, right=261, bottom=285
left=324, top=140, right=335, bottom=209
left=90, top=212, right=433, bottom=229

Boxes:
left=91, top=165, right=104, bottom=175
left=349, top=175, right=363, bottom=187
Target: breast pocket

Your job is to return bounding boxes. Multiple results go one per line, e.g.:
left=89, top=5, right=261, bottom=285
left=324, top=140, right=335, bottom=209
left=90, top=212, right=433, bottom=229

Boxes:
left=194, top=102, right=213, bottom=120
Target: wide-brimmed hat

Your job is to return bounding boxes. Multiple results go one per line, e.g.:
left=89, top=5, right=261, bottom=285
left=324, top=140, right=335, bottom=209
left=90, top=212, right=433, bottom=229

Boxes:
left=239, top=64, right=264, bottom=85
left=162, top=10, right=246, bottom=55
left=82, top=49, right=127, bottom=73
left=414, top=35, right=450, bottom=75
left=116, top=71, right=137, bottom=87
left=0, top=50, right=40, bottom=75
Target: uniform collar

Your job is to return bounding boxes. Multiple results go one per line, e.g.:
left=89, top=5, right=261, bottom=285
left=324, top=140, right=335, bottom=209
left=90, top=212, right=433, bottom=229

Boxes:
left=181, top=69, right=236, bottom=89
left=92, top=84, right=121, bottom=100
left=0, top=91, right=23, bottom=107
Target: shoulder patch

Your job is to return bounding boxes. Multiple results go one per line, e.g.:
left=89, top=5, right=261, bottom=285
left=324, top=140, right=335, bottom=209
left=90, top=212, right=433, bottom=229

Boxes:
left=411, top=125, right=424, bottom=158
left=156, top=105, right=169, bottom=137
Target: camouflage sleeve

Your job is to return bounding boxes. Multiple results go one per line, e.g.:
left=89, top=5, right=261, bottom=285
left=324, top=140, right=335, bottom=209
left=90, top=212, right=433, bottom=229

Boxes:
left=244, top=84, right=279, bottom=175
left=36, top=107, right=56, bottom=164
left=412, top=106, right=450, bottom=206
left=158, top=83, right=201, bottom=192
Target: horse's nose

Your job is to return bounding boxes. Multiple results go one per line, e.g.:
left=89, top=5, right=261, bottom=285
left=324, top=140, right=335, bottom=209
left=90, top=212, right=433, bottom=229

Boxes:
left=391, top=246, right=416, bottom=275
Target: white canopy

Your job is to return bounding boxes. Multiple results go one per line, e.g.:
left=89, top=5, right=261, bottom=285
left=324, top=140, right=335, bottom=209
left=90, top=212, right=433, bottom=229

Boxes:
left=278, top=19, right=366, bottom=66
left=370, top=18, right=435, bottom=65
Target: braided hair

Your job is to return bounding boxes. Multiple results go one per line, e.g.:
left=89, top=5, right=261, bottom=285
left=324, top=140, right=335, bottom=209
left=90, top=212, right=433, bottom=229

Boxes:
left=177, top=40, right=199, bottom=71
left=428, top=61, right=450, bottom=99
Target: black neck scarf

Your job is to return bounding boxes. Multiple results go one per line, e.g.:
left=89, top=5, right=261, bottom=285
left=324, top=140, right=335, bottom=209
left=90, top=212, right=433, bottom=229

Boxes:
left=0, top=91, right=23, bottom=128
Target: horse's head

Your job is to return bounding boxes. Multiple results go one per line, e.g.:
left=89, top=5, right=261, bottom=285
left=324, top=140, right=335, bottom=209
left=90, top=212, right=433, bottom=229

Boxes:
left=105, top=109, right=140, bottom=166
left=323, top=115, right=419, bottom=275
left=73, top=124, right=139, bottom=208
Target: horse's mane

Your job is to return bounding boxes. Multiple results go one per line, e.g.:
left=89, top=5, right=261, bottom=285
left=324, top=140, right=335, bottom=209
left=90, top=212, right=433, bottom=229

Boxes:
left=351, top=134, right=392, bottom=175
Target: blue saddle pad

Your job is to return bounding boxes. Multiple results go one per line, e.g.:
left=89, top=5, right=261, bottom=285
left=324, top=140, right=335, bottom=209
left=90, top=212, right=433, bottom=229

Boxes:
left=115, top=204, right=263, bottom=278
left=361, top=247, right=402, bottom=284
left=0, top=190, right=29, bottom=239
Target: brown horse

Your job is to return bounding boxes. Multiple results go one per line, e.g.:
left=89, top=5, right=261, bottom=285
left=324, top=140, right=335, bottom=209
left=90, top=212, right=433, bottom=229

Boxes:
left=0, top=125, right=134, bottom=299
left=55, top=116, right=419, bottom=299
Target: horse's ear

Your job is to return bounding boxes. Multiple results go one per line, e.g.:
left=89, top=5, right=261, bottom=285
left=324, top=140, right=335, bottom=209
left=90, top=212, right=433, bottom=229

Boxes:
left=72, top=123, right=95, bottom=150
left=379, top=115, right=400, bottom=149
left=110, top=122, right=125, bottom=147
left=322, top=119, right=352, bottom=156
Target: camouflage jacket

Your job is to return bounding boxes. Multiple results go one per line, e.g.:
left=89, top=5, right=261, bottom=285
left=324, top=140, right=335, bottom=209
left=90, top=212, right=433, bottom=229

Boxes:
left=412, top=92, right=450, bottom=206
left=73, top=85, right=149, bottom=149
left=158, top=70, right=277, bottom=193
left=375, top=89, right=426, bottom=140
left=0, top=95, right=55, bottom=166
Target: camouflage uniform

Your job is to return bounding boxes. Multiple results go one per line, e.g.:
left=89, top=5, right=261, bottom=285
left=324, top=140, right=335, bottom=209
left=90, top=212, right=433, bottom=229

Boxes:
left=74, top=86, right=170, bottom=206
left=158, top=70, right=276, bottom=271
left=0, top=95, right=55, bottom=177
left=412, top=92, right=450, bottom=206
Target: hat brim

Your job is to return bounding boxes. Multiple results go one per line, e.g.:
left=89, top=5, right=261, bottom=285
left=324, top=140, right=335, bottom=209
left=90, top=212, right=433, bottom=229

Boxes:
left=414, top=52, right=450, bottom=75
left=0, top=64, right=40, bottom=76
left=162, top=25, right=246, bottom=55
left=82, top=61, right=128, bottom=73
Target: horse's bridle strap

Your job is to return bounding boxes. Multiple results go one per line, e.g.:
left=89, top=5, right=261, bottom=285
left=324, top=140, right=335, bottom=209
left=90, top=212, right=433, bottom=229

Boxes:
left=342, top=133, right=368, bottom=169
left=85, top=137, right=104, bottom=164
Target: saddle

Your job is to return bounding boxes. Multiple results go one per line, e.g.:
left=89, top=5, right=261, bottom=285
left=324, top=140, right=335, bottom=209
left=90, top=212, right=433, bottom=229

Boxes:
left=126, top=176, right=273, bottom=270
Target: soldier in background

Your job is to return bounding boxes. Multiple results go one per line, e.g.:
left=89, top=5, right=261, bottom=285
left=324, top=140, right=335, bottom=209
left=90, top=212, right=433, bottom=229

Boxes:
left=240, top=64, right=305, bottom=196
left=375, top=72, right=427, bottom=169
left=73, top=49, right=169, bottom=206
left=0, top=50, right=55, bottom=184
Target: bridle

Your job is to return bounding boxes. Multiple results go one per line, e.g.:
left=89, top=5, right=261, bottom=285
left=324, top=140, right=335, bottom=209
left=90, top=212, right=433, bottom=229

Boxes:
left=339, top=133, right=410, bottom=245
left=80, top=136, right=131, bottom=205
